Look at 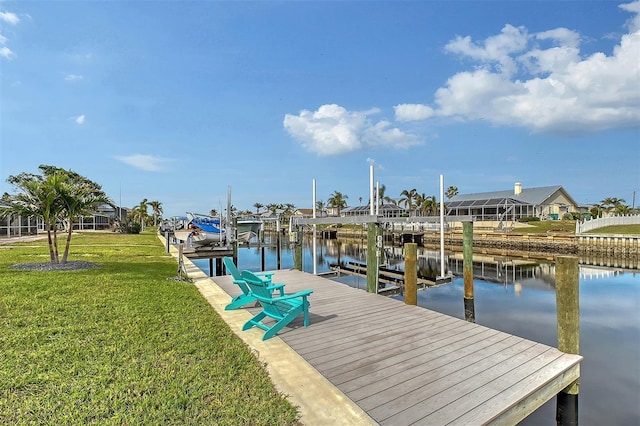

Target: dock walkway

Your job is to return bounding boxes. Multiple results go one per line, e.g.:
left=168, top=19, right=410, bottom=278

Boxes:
left=204, top=267, right=581, bottom=425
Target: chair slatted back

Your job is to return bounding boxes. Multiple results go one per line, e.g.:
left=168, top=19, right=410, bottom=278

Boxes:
left=223, top=257, right=251, bottom=295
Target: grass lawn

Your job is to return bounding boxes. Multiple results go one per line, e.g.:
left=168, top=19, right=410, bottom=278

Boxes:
left=0, top=230, right=300, bottom=425
left=584, top=224, right=640, bottom=235
left=513, top=220, right=640, bottom=235
left=513, top=220, right=577, bottom=234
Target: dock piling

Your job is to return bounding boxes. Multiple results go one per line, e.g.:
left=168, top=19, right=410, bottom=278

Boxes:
left=404, top=243, right=417, bottom=305
left=463, top=221, right=476, bottom=322
left=294, top=226, right=303, bottom=271
left=367, top=223, right=382, bottom=293
left=555, top=255, right=580, bottom=426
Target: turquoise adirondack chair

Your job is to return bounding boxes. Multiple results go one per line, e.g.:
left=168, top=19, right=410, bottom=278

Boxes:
left=222, top=257, right=285, bottom=311
left=241, top=269, right=313, bottom=340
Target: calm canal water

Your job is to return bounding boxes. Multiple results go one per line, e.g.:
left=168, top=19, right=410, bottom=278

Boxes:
left=193, top=237, right=640, bottom=426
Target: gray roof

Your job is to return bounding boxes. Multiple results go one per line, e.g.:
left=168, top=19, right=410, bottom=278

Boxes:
left=449, top=185, right=577, bottom=207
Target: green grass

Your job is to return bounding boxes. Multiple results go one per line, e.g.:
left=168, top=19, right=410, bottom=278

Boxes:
left=514, top=220, right=640, bottom=235
left=584, top=224, right=640, bottom=235
left=0, top=231, right=300, bottom=425
left=514, top=220, right=577, bottom=234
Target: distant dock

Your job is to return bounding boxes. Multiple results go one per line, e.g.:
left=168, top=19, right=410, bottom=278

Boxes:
left=329, top=261, right=452, bottom=295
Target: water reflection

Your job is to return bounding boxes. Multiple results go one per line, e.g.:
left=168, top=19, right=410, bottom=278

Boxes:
left=193, top=236, right=640, bottom=425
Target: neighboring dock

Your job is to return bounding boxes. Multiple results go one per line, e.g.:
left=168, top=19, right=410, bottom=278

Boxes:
left=329, top=261, right=452, bottom=296
left=209, top=268, right=582, bottom=425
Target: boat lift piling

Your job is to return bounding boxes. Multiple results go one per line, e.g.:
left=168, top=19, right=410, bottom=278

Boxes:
left=463, top=221, right=476, bottom=323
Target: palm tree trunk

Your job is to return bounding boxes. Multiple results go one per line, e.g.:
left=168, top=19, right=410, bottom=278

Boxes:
left=52, top=227, right=60, bottom=264
left=47, top=227, right=56, bottom=264
left=62, top=221, right=73, bottom=264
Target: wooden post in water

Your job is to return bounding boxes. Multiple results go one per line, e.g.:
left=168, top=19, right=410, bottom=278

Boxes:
left=294, top=226, right=303, bottom=271
left=556, top=255, right=580, bottom=426
left=216, top=257, right=223, bottom=276
left=367, top=223, right=382, bottom=293
left=276, top=234, right=282, bottom=270
left=232, top=217, right=238, bottom=266
left=463, top=221, right=476, bottom=322
left=209, top=258, right=214, bottom=277
left=404, top=243, right=417, bottom=305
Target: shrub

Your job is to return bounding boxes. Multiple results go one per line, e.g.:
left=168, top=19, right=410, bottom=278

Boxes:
left=520, top=216, right=540, bottom=222
left=118, top=218, right=141, bottom=234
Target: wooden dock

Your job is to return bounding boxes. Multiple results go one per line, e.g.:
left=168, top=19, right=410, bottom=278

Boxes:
left=328, top=261, right=452, bottom=296
left=212, top=269, right=582, bottom=425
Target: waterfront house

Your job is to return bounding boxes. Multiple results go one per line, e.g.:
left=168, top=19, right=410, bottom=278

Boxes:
left=0, top=200, right=39, bottom=237
left=446, top=183, right=579, bottom=221
left=342, top=204, right=407, bottom=218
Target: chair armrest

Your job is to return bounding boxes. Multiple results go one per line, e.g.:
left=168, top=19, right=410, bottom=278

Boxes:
left=253, top=290, right=312, bottom=303
left=266, top=282, right=286, bottom=296
left=273, top=290, right=313, bottom=301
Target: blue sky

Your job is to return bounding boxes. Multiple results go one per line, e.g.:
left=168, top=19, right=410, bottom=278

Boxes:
left=1, top=0, right=639, bottom=217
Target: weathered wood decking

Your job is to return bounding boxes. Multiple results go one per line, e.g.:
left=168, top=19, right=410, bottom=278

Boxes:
left=212, top=269, right=581, bottom=425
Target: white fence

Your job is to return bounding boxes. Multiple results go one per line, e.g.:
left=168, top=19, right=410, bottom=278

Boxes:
left=576, top=214, right=640, bottom=234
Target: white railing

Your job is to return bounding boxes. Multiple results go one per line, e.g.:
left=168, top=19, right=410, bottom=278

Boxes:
left=576, top=214, right=640, bottom=234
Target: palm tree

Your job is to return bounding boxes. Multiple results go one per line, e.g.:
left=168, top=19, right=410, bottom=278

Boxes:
left=399, top=188, right=417, bottom=216
left=253, top=202, right=264, bottom=214
left=57, top=176, right=113, bottom=263
left=2, top=171, right=65, bottom=263
left=414, top=193, right=426, bottom=216
left=419, top=195, right=438, bottom=216
left=135, top=199, right=149, bottom=228
left=148, top=200, right=163, bottom=226
left=266, top=203, right=282, bottom=216
left=327, top=191, right=348, bottom=216
left=209, top=208, right=218, bottom=217
left=600, top=197, right=626, bottom=215
left=2, top=165, right=112, bottom=264
left=315, top=200, right=326, bottom=217
left=446, top=186, right=459, bottom=199
left=377, top=184, right=389, bottom=206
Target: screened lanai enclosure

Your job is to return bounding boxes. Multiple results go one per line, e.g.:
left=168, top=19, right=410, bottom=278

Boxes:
left=445, top=197, right=536, bottom=221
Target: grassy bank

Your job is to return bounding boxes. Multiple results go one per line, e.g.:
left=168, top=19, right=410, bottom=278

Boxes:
left=0, top=231, right=300, bottom=425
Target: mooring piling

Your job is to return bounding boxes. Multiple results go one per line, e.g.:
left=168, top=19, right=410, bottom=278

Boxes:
left=404, top=243, right=418, bottom=305
left=555, top=255, right=580, bottom=426
left=367, top=223, right=383, bottom=293
left=463, top=221, right=476, bottom=322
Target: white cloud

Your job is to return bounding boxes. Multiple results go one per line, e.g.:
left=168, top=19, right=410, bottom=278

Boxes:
left=65, top=74, right=84, bottom=81
left=74, top=114, right=85, bottom=125
left=394, top=103, right=435, bottom=121
left=0, top=45, right=14, bottom=59
left=283, top=104, right=420, bottom=156
left=0, top=11, right=19, bottom=25
left=620, top=0, right=640, bottom=32
left=0, top=9, right=20, bottom=60
left=115, top=154, right=170, bottom=172
left=409, top=1, right=640, bottom=134
left=445, top=24, right=529, bottom=76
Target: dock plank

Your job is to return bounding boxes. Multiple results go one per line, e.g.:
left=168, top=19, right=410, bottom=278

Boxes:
left=211, top=269, right=582, bottom=425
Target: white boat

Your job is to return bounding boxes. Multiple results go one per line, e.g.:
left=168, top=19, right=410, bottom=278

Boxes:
left=236, top=218, right=262, bottom=243
left=174, top=213, right=226, bottom=247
